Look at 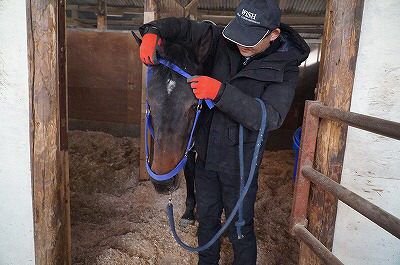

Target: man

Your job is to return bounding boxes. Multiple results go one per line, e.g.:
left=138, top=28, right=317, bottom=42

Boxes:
left=139, top=0, right=310, bottom=264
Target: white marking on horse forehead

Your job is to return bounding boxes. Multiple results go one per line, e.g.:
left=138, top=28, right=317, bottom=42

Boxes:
left=166, top=78, right=176, bottom=95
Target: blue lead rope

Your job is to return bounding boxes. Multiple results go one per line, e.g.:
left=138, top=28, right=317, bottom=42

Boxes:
left=236, top=124, right=245, bottom=239
left=167, top=98, right=267, bottom=252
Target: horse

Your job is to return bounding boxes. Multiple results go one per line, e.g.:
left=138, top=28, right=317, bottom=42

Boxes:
left=135, top=29, right=213, bottom=226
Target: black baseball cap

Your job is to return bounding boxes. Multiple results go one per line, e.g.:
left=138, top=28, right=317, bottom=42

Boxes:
left=222, top=0, right=281, bottom=47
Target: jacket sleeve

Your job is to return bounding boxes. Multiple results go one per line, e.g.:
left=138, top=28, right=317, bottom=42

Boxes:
left=214, top=63, right=299, bottom=132
left=139, top=17, right=217, bottom=56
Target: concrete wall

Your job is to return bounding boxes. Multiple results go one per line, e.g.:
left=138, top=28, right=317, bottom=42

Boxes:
left=332, top=0, right=400, bottom=264
left=0, top=1, right=36, bottom=265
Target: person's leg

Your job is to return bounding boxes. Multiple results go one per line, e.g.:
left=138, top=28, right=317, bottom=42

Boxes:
left=195, top=159, right=223, bottom=265
left=220, top=171, right=259, bottom=265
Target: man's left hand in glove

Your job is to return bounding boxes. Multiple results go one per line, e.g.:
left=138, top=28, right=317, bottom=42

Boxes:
left=188, top=76, right=222, bottom=100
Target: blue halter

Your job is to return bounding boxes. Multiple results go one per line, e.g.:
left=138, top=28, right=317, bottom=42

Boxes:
left=145, top=58, right=214, bottom=181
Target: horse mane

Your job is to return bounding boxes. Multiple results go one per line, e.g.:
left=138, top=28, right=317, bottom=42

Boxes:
left=158, top=41, right=199, bottom=76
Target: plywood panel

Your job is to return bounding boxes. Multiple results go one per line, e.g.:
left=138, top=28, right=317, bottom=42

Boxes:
left=67, top=29, right=142, bottom=125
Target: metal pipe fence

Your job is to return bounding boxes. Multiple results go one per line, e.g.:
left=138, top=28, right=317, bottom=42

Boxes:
left=290, top=100, right=400, bottom=264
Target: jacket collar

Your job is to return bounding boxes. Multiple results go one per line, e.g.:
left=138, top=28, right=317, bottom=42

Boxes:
left=222, top=23, right=310, bottom=82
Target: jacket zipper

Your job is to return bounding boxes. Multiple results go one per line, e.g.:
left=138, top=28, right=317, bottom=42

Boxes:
left=243, top=57, right=251, bottom=66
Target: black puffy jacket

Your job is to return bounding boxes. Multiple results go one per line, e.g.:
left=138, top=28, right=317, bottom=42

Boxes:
left=140, top=17, right=310, bottom=175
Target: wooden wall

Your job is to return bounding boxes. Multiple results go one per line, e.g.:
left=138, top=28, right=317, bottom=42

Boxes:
left=67, top=29, right=142, bottom=126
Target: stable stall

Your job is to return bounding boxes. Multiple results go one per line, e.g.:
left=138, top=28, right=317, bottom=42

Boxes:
left=1, top=0, right=399, bottom=264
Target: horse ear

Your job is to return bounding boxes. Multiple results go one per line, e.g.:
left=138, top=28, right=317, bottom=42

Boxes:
left=196, top=27, right=213, bottom=63
left=131, top=31, right=142, bottom=46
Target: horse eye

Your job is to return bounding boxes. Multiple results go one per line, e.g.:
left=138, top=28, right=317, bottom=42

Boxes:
left=190, top=104, right=197, bottom=110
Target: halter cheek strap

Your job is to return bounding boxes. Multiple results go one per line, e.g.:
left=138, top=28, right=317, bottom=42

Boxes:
left=145, top=100, right=202, bottom=181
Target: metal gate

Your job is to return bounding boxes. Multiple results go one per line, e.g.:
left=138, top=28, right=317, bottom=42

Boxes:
left=290, top=100, right=400, bottom=265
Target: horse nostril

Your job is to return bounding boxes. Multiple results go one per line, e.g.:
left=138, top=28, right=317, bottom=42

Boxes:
left=151, top=174, right=180, bottom=195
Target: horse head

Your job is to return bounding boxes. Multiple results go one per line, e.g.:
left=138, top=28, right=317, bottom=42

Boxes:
left=140, top=29, right=212, bottom=194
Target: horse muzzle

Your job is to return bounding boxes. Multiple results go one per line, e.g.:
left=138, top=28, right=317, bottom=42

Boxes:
left=150, top=174, right=180, bottom=194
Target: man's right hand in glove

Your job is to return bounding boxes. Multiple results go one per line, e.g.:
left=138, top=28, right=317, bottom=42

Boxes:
left=140, top=33, right=162, bottom=65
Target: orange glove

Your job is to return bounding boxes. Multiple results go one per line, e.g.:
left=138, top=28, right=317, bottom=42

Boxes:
left=140, top=33, right=162, bottom=65
left=188, top=76, right=221, bottom=100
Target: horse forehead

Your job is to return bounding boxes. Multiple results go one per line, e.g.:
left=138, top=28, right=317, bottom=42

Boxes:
left=161, top=75, right=192, bottom=99
left=148, top=71, right=194, bottom=105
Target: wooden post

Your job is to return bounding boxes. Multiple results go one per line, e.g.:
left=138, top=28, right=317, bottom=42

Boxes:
left=97, top=0, right=107, bottom=30
left=140, top=1, right=156, bottom=181
left=58, top=1, right=72, bottom=263
left=70, top=5, right=78, bottom=19
left=59, top=0, right=68, bottom=152
left=298, top=0, right=365, bottom=264
left=139, top=0, right=198, bottom=180
left=27, top=0, right=71, bottom=264
left=184, top=0, right=198, bottom=20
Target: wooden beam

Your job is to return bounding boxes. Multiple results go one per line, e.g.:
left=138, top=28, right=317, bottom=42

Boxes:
left=198, top=9, right=236, bottom=16
left=67, top=17, right=144, bottom=28
left=297, top=0, right=365, bottom=264
left=27, top=0, right=71, bottom=264
left=67, top=17, right=97, bottom=28
left=281, top=14, right=326, bottom=25
left=69, top=4, right=78, bottom=19
left=59, top=0, right=68, bottom=152
left=200, top=14, right=232, bottom=25
left=67, top=5, right=323, bottom=31
left=158, top=0, right=185, bottom=18
left=97, top=0, right=107, bottom=30
left=58, top=2, right=71, bottom=263
left=184, top=0, right=198, bottom=20
left=67, top=4, right=144, bottom=16
left=290, top=25, right=324, bottom=34
left=140, top=6, right=155, bottom=181
left=200, top=13, right=326, bottom=26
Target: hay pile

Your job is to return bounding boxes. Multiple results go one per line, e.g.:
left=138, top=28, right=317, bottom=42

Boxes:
left=69, top=130, right=299, bottom=265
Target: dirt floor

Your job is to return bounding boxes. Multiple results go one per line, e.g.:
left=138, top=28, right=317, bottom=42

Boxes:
left=69, top=130, right=299, bottom=265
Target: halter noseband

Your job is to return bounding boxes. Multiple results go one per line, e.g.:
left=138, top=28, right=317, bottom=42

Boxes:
left=145, top=58, right=214, bottom=181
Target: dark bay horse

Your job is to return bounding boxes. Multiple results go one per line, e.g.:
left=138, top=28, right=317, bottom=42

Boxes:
left=136, top=30, right=212, bottom=226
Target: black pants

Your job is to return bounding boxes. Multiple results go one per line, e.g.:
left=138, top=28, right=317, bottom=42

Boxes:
left=195, top=159, right=258, bottom=265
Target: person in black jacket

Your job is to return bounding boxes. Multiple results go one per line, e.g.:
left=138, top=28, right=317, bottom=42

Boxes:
left=139, top=0, right=310, bottom=264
